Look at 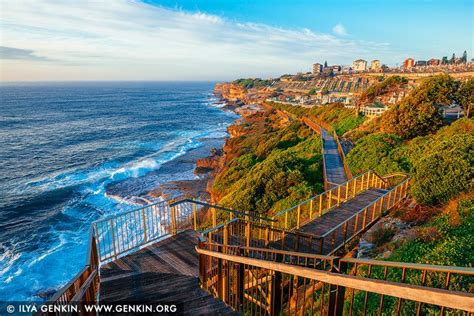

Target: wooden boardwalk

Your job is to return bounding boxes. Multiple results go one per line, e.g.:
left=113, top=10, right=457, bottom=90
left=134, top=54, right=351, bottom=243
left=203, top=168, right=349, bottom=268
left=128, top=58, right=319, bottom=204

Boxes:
left=265, top=188, right=388, bottom=255
left=321, top=128, right=348, bottom=185
left=298, top=189, right=387, bottom=236
left=100, top=230, right=237, bottom=315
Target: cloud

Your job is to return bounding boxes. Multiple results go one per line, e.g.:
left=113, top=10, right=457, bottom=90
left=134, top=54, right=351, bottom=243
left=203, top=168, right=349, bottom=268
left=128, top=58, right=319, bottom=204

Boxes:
left=332, top=23, right=348, bottom=36
left=0, top=46, right=50, bottom=61
left=0, top=0, right=394, bottom=81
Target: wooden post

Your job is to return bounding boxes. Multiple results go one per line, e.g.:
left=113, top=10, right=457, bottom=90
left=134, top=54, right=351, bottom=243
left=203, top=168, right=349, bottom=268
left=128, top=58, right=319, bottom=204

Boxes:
left=319, top=195, right=323, bottom=216
left=224, top=224, right=229, bottom=249
left=328, top=190, right=332, bottom=208
left=285, top=212, right=288, bottom=229
left=245, top=221, right=251, bottom=248
left=353, top=178, right=357, bottom=197
left=171, top=206, right=177, bottom=236
left=217, top=257, right=224, bottom=300
left=362, top=208, right=367, bottom=229
left=309, top=199, right=313, bottom=220
left=237, top=251, right=245, bottom=312
left=270, top=253, right=283, bottom=316
left=193, top=203, right=197, bottom=231
left=337, top=186, right=341, bottom=206
left=345, top=183, right=349, bottom=201
left=212, top=207, right=217, bottom=227
left=333, top=260, right=348, bottom=316
left=265, top=226, right=269, bottom=246
left=361, top=174, right=365, bottom=192
left=297, top=205, right=301, bottom=228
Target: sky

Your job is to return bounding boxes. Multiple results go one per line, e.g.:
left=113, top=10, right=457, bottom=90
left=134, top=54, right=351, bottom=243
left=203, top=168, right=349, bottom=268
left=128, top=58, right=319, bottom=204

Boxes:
left=0, top=0, right=472, bottom=81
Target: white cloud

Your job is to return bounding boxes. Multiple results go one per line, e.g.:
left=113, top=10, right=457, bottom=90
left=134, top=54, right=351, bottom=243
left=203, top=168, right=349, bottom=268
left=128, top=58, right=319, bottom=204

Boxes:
left=332, top=23, right=348, bottom=36
left=0, top=0, right=393, bottom=81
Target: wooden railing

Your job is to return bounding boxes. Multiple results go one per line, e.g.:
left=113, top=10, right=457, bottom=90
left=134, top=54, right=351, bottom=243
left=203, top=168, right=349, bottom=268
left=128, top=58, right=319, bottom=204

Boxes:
left=271, top=170, right=387, bottom=231
left=333, top=129, right=353, bottom=180
left=316, top=178, right=409, bottom=255
left=196, top=244, right=474, bottom=315
left=340, top=257, right=474, bottom=315
left=41, top=227, right=100, bottom=315
left=200, top=218, right=322, bottom=254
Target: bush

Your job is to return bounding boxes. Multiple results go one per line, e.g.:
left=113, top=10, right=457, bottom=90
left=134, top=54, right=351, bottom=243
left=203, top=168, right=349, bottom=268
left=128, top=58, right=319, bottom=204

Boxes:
left=347, top=133, right=402, bottom=175
left=371, top=226, right=396, bottom=246
left=381, top=74, right=460, bottom=139
left=381, top=101, right=443, bottom=139
left=455, top=78, right=473, bottom=117
left=410, top=134, right=473, bottom=205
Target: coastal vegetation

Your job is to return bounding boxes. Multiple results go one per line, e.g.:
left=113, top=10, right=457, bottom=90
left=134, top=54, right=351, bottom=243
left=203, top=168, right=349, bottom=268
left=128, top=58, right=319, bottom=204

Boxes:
left=212, top=109, right=324, bottom=215
left=216, top=74, right=473, bottom=272
left=232, top=78, right=272, bottom=89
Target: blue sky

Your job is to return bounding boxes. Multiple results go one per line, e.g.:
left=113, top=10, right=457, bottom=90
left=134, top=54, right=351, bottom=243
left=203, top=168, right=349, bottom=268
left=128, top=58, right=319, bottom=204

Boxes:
left=1, top=0, right=472, bottom=81
left=146, top=0, right=473, bottom=60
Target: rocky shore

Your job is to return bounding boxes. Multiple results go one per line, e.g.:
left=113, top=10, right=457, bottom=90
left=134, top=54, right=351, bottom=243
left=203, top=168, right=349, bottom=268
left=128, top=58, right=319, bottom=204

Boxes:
left=139, top=83, right=264, bottom=202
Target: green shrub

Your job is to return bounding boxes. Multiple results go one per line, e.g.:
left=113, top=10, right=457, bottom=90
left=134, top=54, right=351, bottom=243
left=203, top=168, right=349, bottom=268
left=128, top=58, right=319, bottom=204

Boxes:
left=347, top=133, right=402, bottom=175
left=410, top=134, right=473, bottom=205
left=381, top=74, right=460, bottom=139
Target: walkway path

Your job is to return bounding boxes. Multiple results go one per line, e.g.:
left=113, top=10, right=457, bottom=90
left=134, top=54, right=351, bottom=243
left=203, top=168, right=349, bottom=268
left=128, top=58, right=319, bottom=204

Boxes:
left=100, top=230, right=236, bottom=315
left=321, top=128, right=348, bottom=186
left=302, top=116, right=348, bottom=187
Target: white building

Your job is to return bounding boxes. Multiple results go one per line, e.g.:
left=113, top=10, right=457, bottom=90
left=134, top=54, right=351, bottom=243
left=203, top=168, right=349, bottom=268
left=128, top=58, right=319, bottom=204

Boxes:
left=370, top=60, right=381, bottom=71
left=352, top=59, right=368, bottom=72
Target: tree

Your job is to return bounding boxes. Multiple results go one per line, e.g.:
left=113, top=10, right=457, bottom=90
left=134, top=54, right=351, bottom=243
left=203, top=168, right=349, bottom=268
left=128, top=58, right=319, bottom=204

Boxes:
left=441, top=56, right=448, bottom=65
left=324, top=60, right=328, bottom=68
left=455, top=78, right=473, bottom=117
left=450, top=53, right=456, bottom=64
left=381, top=75, right=459, bottom=139
left=462, top=50, right=468, bottom=63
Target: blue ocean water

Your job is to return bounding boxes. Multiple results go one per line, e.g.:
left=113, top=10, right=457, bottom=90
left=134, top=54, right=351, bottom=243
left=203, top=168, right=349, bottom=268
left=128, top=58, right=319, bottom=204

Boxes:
left=0, top=81, right=237, bottom=301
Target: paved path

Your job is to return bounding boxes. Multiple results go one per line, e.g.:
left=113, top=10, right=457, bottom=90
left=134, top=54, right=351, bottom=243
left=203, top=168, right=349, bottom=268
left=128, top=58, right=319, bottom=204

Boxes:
left=100, top=230, right=236, bottom=315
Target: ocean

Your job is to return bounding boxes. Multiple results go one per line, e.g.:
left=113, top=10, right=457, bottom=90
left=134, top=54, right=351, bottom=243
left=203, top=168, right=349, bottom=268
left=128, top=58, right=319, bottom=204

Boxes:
left=0, top=81, right=237, bottom=301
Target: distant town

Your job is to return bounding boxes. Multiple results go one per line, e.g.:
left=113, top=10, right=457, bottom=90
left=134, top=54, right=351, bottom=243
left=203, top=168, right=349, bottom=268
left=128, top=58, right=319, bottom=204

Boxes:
left=217, top=50, right=472, bottom=119
left=311, top=50, right=471, bottom=75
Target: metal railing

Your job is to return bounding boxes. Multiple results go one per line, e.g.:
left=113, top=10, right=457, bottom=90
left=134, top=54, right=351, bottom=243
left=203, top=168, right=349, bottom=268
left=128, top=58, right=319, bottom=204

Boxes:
left=196, top=243, right=474, bottom=315
left=92, top=198, right=273, bottom=264
left=271, top=170, right=387, bottom=231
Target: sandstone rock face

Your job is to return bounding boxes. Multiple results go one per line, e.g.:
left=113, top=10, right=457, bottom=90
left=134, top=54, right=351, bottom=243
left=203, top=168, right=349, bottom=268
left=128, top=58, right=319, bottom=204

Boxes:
left=214, top=83, right=246, bottom=101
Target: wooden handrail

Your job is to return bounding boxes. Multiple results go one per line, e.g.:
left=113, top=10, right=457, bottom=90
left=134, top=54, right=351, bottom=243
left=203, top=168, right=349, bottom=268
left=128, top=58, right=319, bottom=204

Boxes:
left=303, top=115, right=353, bottom=180
left=170, top=199, right=276, bottom=222
left=320, top=178, right=409, bottom=238
left=341, top=257, right=474, bottom=275
left=45, top=227, right=99, bottom=310
left=196, top=247, right=474, bottom=312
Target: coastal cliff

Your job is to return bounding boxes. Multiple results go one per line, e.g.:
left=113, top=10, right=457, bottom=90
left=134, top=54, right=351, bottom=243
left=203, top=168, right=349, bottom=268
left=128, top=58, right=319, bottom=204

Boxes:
left=214, top=83, right=247, bottom=101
